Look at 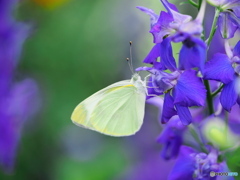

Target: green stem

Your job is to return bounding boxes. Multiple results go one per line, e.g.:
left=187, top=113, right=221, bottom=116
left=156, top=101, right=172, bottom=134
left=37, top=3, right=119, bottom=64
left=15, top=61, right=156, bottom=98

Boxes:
left=204, top=80, right=214, bottom=114
left=189, top=125, right=208, bottom=153
left=224, top=111, right=229, bottom=140
left=211, top=84, right=224, bottom=97
left=198, top=0, right=202, bottom=11
left=188, top=0, right=198, bottom=8
left=203, top=8, right=221, bottom=115
left=207, top=8, right=221, bottom=47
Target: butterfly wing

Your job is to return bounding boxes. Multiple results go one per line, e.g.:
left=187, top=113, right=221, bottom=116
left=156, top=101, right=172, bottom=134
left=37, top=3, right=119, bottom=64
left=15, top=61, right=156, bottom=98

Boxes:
left=71, top=80, right=146, bottom=136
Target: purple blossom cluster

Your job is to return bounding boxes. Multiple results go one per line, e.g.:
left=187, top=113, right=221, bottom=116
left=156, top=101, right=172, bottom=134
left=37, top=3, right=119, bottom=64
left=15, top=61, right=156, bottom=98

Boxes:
left=0, top=0, right=39, bottom=173
left=136, top=0, right=240, bottom=179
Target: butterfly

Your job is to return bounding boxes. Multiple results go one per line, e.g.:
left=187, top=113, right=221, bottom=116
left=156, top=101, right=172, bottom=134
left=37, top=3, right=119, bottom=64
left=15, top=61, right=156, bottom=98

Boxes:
left=71, top=73, right=147, bottom=136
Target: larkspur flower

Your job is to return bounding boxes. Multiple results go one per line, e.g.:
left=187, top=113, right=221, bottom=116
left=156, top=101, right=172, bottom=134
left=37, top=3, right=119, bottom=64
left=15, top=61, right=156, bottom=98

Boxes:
left=0, top=0, right=39, bottom=173
left=0, top=79, right=39, bottom=172
left=204, top=41, right=240, bottom=111
left=157, top=117, right=186, bottom=160
left=137, top=0, right=192, bottom=44
left=137, top=0, right=207, bottom=71
left=169, top=146, right=231, bottom=180
left=133, top=0, right=240, bottom=179
left=0, top=0, right=30, bottom=97
left=136, top=1, right=208, bottom=126
left=228, top=103, right=240, bottom=135
left=136, top=58, right=206, bottom=125
left=207, top=0, right=240, bottom=38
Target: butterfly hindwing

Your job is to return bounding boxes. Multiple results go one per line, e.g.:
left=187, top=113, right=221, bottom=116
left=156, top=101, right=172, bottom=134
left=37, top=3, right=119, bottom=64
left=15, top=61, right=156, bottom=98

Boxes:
left=89, top=84, right=146, bottom=136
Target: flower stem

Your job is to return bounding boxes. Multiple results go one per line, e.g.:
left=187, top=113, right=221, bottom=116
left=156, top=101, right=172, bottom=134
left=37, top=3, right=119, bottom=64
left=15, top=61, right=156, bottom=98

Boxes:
left=206, top=8, right=220, bottom=47
left=188, top=0, right=198, bottom=8
left=198, top=0, right=202, bottom=11
left=189, top=124, right=208, bottom=153
left=211, top=84, right=224, bottom=97
left=204, top=80, right=214, bottom=114
left=224, top=111, right=229, bottom=140
left=204, top=8, right=221, bottom=115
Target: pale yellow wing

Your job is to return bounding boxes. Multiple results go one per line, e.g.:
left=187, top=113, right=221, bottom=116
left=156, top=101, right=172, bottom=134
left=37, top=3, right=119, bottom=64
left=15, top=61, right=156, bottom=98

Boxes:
left=71, top=80, right=146, bottom=136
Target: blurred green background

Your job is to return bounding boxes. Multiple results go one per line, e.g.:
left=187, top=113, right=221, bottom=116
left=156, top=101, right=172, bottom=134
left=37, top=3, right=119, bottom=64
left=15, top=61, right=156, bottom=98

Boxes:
left=0, top=0, right=171, bottom=179
left=2, top=0, right=240, bottom=179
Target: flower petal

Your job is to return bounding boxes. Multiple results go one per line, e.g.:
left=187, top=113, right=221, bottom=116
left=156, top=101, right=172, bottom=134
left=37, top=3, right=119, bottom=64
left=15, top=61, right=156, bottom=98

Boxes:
left=204, top=53, right=235, bottom=84
left=160, top=0, right=192, bottom=26
left=222, top=1, right=240, bottom=10
left=151, top=11, right=174, bottom=43
left=161, top=92, right=177, bottom=123
left=135, top=66, right=152, bottom=72
left=220, top=78, right=238, bottom=112
left=143, top=43, right=161, bottom=64
left=207, top=0, right=228, bottom=7
left=179, top=38, right=206, bottom=71
left=228, top=10, right=240, bottom=27
left=218, top=12, right=238, bottom=39
left=175, top=105, right=192, bottom=125
left=161, top=0, right=179, bottom=12
left=178, top=21, right=203, bottom=36
left=0, top=60, right=13, bottom=97
left=232, top=7, right=240, bottom=17
left=146, top=76, right=163, bottom=99
left=157, top=117, right=184, bottom=160
left=207, top=0, right=240, bottom=9
left=233, top=41, right=240, bottom=57
left=168, top=146, right=196, bottom=179
left=152, top=70, right=180, bottom=94
left=160, top=38, right=177, bottom=71
left=136, top=6, right=158, bottom=26
left=173, top=70, right=206, bottom=107
left=0, top=79, right=39, bottom=172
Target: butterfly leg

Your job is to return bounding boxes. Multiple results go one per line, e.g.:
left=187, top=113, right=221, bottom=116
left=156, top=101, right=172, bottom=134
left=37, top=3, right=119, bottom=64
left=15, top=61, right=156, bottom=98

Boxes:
left=146, top=93, right=160, bottom=97
left=144, top=74, right=158, bottom=88
left=145, top=89, right=160, bottom=97
left=144, top=74, right=151, bottom=83
left=145, top=86, right=159, bottom=88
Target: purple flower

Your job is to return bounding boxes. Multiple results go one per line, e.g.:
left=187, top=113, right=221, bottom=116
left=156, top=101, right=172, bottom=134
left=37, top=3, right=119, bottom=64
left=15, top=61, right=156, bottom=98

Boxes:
left=228, top=104, right=240, bottom=134
left=208, top=0, right=240, bottom=38
left=0, top=0, right=30, bottom=97
left=142, top=38, right=176, bottom=71
left=137, top=0, right=192, bottom=44
left=157, top=117, right=186, bottom=160
left=169, top=146, right=231, bottom=180
left=0, top=79, right=39, bottom=173
left=136, top=66, right=206, bottom=125
left=137, top=0, right=206, bottom=71
left=207, top=0, right=240, bottom=10
left=0, top=0, right=30, bottom=65
left=0, top=0, right=39, bottom=173
left=177, top=36, right=206, bottom=72
left=204, top=41, right=240, bottom=111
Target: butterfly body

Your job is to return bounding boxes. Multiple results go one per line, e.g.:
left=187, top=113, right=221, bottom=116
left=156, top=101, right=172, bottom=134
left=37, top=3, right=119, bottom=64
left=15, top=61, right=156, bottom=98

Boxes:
left=71, top=73, right=146, bottom=136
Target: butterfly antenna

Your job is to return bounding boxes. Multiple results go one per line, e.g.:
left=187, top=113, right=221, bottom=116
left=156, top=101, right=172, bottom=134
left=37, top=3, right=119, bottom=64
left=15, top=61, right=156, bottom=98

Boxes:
left=126, top=58, right=134, bottom=74
left=129, top=41, right=134, bottom=74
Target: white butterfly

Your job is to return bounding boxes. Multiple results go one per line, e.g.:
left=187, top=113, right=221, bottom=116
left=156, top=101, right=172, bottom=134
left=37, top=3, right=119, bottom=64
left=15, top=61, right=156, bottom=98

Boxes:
left=71, top=73, right=147, bottom=136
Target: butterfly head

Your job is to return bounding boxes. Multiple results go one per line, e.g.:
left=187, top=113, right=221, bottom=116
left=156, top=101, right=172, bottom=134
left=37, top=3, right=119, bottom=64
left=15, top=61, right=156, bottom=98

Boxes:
left=131, top=73, right=142, bottom=82
left=131, top=73, right=146, bottom=94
